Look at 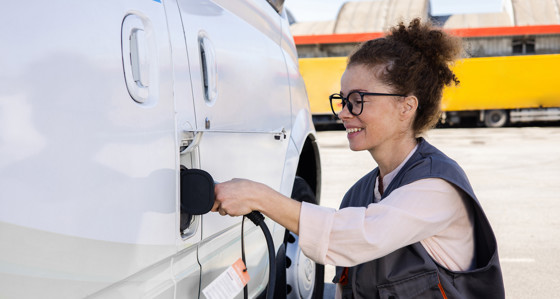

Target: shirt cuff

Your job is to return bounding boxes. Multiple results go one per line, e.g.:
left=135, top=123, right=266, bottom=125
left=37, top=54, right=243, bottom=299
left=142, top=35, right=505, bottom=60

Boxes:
left=298, top=201, right=336, bottom=265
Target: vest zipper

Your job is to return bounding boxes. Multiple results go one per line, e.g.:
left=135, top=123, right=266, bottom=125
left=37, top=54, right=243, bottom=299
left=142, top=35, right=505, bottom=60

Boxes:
left=437, top=274, right=448, bottom=299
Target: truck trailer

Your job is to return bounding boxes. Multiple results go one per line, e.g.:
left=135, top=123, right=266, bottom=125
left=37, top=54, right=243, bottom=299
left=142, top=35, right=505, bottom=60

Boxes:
left=300, top=54, right=560, bottom=127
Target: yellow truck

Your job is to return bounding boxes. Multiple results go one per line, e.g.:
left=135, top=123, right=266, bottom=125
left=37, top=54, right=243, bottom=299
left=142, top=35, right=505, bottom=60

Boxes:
left=299, top=54, right=560, bottom=127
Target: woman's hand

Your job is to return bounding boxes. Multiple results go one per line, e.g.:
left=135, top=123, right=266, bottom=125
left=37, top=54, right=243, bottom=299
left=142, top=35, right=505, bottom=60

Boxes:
left=212, top=178, right=303, bottom=234
left=212, top=179, right=267, bottom=217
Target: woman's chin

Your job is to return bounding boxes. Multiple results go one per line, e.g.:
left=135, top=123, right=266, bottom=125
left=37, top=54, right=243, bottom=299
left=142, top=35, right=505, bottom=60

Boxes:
left=348, top=142, right=366, bottom=152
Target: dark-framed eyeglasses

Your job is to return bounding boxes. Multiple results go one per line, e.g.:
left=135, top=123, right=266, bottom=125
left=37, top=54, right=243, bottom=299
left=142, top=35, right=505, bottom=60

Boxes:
left=329, top=91, right=406, bottom=118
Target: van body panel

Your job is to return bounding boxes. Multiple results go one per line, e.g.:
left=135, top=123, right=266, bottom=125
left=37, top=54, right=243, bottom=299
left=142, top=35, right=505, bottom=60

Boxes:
left=0, top=0, right=318, bottom=297
left=279, top=11, right=315, bottom=157
left=1, top=0, right=181, bottom=297
left=175, top=0, right=291, bottom=295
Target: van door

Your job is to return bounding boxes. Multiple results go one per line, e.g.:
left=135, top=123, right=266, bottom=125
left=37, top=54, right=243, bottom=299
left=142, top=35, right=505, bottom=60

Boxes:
left=0, top=0, right=195, bottom=298
left=176, top=0, right=291, bottom=296
left=162, top=1, right=204, bottom=297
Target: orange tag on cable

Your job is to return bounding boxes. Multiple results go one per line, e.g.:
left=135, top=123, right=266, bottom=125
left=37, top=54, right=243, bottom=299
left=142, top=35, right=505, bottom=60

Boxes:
left=232, top=258, right=251, bottom=286
left=202, top=258, right=251, bottom=299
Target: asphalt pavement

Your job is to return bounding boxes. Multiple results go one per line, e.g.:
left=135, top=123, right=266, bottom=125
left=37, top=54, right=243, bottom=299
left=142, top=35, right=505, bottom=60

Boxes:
left=315, top=126, right=560, bottom=299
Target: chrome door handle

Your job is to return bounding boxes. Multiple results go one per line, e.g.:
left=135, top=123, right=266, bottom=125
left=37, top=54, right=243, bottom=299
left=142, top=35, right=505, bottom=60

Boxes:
left=121, top=14, right=153, bottom=104
left=199, top=34, right=218, bottom=105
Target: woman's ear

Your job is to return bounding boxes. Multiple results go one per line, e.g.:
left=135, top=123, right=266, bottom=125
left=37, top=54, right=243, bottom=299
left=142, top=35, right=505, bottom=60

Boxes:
left=400, top=95, right=418, bottom=119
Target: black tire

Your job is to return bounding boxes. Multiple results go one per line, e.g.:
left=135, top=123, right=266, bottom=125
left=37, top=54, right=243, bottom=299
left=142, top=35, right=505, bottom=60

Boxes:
left=484, top=110, right=508, bottom=128
left=285, top=176, right=325, bottom=299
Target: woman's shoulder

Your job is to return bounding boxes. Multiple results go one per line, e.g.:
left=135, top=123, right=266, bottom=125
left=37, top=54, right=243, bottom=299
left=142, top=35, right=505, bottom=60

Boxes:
left=411, top=139, right=464, bottom=174
left=400, top=139, right=475, bottom=198
left=353, top=169, right=379, bottom=190
left=339, top=169, right=378, bottom=208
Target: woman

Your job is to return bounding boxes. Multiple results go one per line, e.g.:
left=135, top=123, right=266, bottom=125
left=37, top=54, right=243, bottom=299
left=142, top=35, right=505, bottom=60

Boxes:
left=213, top=19, right=505, bottom=298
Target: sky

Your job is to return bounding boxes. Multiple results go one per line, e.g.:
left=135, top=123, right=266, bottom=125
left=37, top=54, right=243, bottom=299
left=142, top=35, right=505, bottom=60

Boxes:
left=285, top=0, right=504, bottom=23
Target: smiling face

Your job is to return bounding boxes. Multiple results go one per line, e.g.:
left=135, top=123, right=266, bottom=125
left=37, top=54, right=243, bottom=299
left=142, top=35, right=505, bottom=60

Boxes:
left=339, top=63, right=415, bottom=155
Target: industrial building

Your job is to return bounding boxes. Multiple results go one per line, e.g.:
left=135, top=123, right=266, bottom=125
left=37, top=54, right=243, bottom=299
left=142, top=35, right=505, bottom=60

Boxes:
left=290, top=0, right=560, bottom=58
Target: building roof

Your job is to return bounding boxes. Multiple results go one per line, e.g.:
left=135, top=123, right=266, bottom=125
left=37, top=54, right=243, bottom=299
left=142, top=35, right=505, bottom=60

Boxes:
left=508, top=0, right=560, bottom=26
left=443, top=12, right=512, bottom=29
left=290, top=0, right=429, bottom=36
left=444, top=0, right=560, bottom=29
left=334, top=0, right=429, bottom=33
left=290, top=21, right=335, bottom=36
left=290, top=0, right=560, bottom=36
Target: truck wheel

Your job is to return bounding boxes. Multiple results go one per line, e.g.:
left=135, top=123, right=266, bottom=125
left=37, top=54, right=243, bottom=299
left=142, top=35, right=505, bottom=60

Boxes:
left=285, top=176, right=324, bottom=299
left=484, top=110, right=508, bottom=128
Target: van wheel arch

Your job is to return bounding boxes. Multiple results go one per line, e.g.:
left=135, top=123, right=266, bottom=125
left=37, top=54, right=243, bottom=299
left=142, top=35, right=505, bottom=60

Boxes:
left=274, top=134, right=324, bottom=298
left=284, top=176, right=324, bottom=299
left=295, top=136, right=321, bottom=205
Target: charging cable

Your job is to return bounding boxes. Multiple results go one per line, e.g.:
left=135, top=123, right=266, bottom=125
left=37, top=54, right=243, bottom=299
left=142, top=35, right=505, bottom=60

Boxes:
left=241, top=211, right=276, bottom=299
left=241, top=216, right=248, bottom=299
left=180, top=170, right=277, bottom=298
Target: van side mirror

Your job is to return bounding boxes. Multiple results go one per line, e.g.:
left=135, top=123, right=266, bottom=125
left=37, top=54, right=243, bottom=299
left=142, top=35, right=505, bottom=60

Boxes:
left=180, top=167, right=215, bottom=215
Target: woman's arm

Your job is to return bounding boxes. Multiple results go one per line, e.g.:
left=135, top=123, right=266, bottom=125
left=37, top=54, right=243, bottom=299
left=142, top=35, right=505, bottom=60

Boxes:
left=298, top=178, right=472, bottom=267
left=213, top=179, right=303, bottom=234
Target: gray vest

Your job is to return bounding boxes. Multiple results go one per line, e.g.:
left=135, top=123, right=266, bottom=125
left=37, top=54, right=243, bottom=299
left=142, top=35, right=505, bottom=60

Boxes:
left=333, top=138, right=505, bottom=298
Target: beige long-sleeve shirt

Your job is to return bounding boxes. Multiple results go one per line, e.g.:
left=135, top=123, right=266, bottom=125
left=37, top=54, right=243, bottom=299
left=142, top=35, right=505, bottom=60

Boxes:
left=299, top=147, right=475, bottom=274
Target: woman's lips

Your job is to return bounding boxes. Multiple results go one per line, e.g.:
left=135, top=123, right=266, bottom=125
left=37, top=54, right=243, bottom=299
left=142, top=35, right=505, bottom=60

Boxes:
left=346, top=127, right=363, bottom=134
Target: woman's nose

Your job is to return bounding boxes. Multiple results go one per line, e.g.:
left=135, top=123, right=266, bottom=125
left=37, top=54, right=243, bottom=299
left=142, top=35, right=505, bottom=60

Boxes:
left=338, top=102, right=353, bottom=120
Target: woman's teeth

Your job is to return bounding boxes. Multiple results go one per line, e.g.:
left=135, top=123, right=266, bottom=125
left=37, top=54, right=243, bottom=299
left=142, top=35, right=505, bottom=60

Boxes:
left=347, top=128, right=362, bottom=133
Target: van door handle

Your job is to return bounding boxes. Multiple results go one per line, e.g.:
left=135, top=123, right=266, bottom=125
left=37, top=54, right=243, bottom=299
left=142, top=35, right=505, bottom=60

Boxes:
left=121, top=14, right=153, bottom=104
left=130, top=28, right=149, bottom=88
left=199, top=35, right=218, bottom=105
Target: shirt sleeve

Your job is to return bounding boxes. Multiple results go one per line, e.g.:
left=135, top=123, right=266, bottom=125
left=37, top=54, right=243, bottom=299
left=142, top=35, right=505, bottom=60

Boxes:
left=298, top=178, right=468, bottom=267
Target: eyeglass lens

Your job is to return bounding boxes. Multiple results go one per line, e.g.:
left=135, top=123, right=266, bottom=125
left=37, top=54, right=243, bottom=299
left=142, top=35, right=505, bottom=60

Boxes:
left=330, top=92, right=363, bottom=116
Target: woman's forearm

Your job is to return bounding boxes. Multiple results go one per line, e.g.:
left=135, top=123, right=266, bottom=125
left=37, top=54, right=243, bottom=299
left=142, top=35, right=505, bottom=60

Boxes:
left=213, top=179, right=302, bottom=234
left=255, top=188, right=302, bottom=235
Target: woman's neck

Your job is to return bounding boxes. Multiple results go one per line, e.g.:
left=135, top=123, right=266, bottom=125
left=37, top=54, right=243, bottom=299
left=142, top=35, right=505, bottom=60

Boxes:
left=369, top=136, right=417, bottom=177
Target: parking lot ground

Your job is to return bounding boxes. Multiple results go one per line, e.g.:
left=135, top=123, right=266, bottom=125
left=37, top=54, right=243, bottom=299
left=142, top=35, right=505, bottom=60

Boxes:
left=316, top=127, right=560, bottom=299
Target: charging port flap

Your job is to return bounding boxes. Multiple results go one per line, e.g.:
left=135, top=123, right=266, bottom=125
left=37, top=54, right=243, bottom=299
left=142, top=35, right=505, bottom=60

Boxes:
left=180, top=168, right=215, bottom=215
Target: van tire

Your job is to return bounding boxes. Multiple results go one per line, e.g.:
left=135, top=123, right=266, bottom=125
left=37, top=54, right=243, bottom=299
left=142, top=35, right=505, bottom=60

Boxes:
left=484, top=110, right=508, bottom=127
left=285, top=176, right=325, bottom=299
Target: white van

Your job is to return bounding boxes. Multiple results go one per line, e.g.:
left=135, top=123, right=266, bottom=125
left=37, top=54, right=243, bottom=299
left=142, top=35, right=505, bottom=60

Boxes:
left=0, top=0, right=323, bottom=298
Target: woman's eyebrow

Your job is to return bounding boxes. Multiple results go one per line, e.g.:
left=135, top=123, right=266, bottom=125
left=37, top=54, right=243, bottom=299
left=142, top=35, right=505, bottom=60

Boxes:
left=343, top=89, right=367, bottom=95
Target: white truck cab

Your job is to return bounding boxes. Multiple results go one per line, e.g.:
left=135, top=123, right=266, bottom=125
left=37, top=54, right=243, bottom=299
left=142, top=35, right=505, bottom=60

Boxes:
left=0, top=0, right=322, bottom=298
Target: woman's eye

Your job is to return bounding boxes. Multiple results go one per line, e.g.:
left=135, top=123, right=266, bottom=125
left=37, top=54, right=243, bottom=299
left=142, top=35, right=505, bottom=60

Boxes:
left=350, top=98, right=363, bottom=105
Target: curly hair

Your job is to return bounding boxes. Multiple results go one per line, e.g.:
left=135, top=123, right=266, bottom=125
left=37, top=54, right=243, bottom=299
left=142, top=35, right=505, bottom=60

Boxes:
left=348, top=18, right=463, bottom=135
